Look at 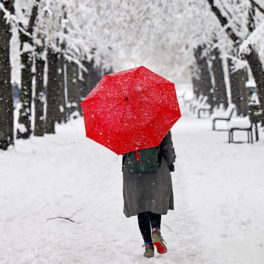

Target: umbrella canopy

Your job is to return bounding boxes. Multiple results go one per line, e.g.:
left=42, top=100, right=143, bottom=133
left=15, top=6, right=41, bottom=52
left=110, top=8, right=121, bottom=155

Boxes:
left=81, top=66, right=181, bottom=155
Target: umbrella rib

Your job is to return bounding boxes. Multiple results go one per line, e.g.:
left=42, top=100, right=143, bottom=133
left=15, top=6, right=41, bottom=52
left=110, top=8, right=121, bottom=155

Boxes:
left=89, top=97, right=122, bottom=101
left=117, top=103, right=126, bottom=154
left=132, top=99, right=180, bottom=114
left=129, top=67, right=140, bottom=95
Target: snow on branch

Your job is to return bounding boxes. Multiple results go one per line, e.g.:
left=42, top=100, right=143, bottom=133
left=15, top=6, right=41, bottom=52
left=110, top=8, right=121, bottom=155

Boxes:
left=20, top=42, right=34, bottom=54
left=249, top=0, right=264, bottom=14
left=0, top=2, right=18, bottom=24
left=64, top=54, right=88, bottom=73
left=240, top=21, right=264, bottom=58
left=222, top=54, right=248, bottom=72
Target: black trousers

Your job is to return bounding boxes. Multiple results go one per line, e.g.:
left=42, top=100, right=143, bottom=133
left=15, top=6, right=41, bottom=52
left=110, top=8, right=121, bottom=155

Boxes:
left=138, top=212, right=161, bottom=242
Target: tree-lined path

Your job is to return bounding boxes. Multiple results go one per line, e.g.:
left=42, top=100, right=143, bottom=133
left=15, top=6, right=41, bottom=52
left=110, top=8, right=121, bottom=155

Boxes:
left=2, top=1, right=264, bottom=150
left=1, top=113, right=264, bottom=263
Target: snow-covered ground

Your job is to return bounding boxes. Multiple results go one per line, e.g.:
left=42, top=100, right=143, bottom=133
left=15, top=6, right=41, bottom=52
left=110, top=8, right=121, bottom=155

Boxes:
left=1, top=105, right=264, bottom=264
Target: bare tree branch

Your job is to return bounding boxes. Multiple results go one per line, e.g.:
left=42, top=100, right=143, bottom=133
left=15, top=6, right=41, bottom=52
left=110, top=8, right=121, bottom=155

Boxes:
left=207, top=0, right=240, bottom=44
left=47, top=209, right=83, bottom=224
left=248, top=2, right=255, bottom=33
left=47, top=216, right=76, bottom=223
left=219, top=0, right=233, bottom=20
left=162, top=221, right=172, bottom=231
left=249, top=0, right=264, bottom=14
left=28, top=0, right=40, bottom=34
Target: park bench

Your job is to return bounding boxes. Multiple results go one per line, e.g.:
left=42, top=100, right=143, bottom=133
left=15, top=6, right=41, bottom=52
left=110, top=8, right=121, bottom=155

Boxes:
left=211, top=103, right=236, bottom=130
left=228, top=116, right=253, bottom=143
left=196, top=96, right=212, bottom=118
left=248, top=104, right=261, bottom=142
left=193, top=96, right=208, bottom=114
left=228, top=105, right=260, bottom=144
left=189, top=95, right=203, bottom=112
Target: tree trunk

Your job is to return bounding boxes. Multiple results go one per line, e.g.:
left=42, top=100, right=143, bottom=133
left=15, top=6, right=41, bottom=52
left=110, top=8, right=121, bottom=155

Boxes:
left=211, top=48, right=228, bottom=109
left=228, top=59, right=248, bottom=116
left=194, top=46, right=214, bottom=106
left=94, top=64, right=102, bottom=87
left=81, top=60, right=90, bottom=98
left=17, top=1, right=40, bottom=139
left=75, top=66, right=83, bottom=116
left=66, top=61, right=83, bottom=117
left=237, top=68, right=248, bottom=117
left=66, top=61, right=76, bottom=115
left=57, top=54, right=67, bottom=124
left=82, top=59, right=102, bottom=97
left=45, top=48, right=58, bottom=134
left=190, top=65, right=202, bottom=98
left=228, top=59, right=241, bottom=115
left=17, top=32, right=33, bottom=139
left=191, top=76, right=201, bottom=98
left=82, top=60, right=94, bottom=96
left=0, top=1, right=14, bottom=150
left=34, top=42, right=45, bottom=136
left=245, top=50, right=264, bottom=125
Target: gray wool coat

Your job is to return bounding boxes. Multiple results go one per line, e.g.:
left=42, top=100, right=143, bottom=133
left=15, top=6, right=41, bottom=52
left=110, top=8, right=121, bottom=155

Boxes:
left=122, top=131, right=176, bottom=218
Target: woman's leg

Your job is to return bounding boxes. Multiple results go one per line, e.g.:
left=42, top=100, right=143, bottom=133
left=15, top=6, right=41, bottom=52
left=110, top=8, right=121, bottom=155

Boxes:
left=149, top=213, right=167, bottom=254
left=138, top=212, right=152, bottom=243
left=149, top=212, right=161, bottom=230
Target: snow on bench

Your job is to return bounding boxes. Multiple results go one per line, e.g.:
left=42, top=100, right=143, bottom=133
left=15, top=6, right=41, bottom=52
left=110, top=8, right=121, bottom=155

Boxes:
left=227, top=116, right=251, bottom=130
left=227, top=116, right=253, bottom=143
left=211, top=103, right=236, bottom=130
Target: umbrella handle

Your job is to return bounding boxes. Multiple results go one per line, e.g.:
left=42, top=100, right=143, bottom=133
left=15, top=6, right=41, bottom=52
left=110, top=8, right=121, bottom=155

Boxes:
left=135, top=150, right=140, bottom=161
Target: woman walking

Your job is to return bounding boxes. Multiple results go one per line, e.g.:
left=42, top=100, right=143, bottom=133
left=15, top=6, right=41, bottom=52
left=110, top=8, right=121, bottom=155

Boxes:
left=122, top=131, right=176, bottom=258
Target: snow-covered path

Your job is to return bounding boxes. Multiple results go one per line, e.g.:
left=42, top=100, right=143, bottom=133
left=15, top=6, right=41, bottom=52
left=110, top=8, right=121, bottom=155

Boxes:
left=1, top=113, right=264, bottom=264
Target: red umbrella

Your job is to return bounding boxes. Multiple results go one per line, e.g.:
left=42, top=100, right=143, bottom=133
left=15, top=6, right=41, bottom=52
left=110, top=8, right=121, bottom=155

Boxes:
left=81, top=66, right=181, bottom=157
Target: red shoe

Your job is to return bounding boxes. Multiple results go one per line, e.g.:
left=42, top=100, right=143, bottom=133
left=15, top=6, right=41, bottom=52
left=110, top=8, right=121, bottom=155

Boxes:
left=152, top=230, right=167, bottom=254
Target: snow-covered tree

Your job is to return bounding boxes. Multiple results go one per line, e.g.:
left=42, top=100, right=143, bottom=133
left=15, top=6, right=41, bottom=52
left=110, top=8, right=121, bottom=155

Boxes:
left=0, top=0, right=15, bottom=150
left=207, top=0, right=264, bottom=124
left=16, top=0, right=40, bottom=139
